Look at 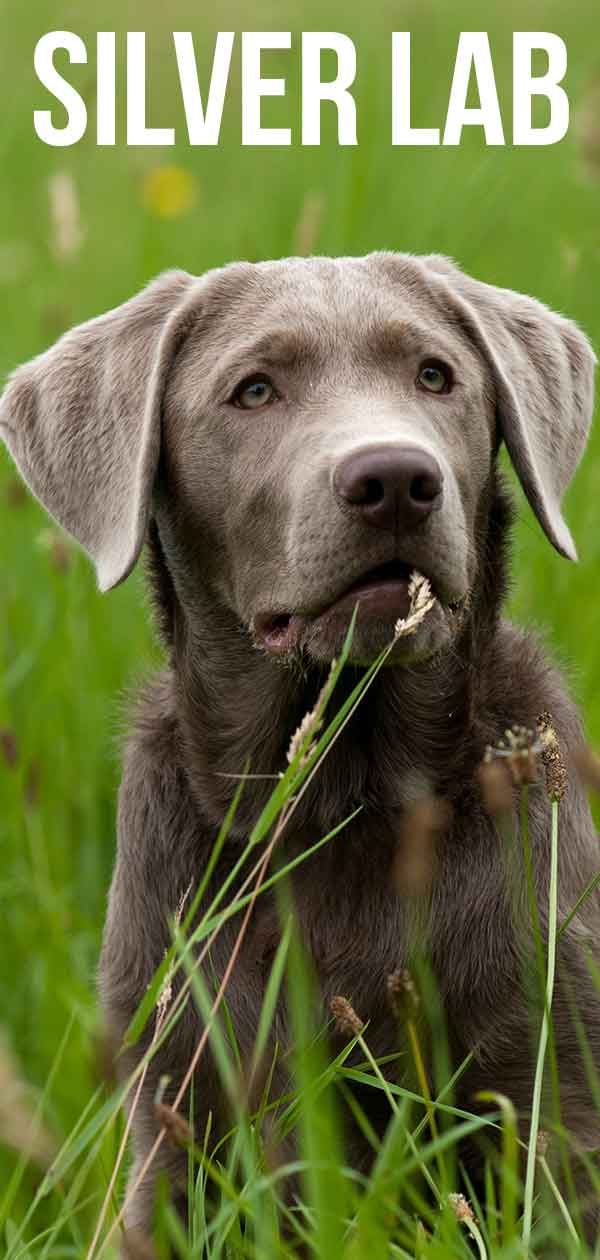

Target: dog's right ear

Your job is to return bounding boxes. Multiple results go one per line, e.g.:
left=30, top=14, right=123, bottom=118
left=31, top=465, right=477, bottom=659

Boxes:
left=420, top=254, right=596, bottom=563
left=0, top=270, right=199, bottom=591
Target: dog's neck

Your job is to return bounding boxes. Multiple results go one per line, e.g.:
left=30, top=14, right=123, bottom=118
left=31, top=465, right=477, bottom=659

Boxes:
left=146, top=477, right=513, bottom=836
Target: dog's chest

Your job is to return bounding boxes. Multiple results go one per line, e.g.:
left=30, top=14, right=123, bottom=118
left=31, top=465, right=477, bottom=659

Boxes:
left=278, top=818, right=412, bottom=1023
left=257, top=803, right=523, bottom=1048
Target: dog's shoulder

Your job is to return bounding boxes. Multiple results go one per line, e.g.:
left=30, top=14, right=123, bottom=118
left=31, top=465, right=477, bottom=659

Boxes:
left=110, top=671, right=210, bottom=924
left=482, top=618, right=599, bottom=905
left=118, top=671, right=186, bottom=832
left=101, top=670, right=211, bottom=1017
left=485, top=617, right=585, bottom=752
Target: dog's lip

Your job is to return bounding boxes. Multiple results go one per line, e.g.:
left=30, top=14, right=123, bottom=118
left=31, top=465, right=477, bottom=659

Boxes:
left=253, top=560, right=456, bottom=654
left=319, top=559, right=414, bottom=622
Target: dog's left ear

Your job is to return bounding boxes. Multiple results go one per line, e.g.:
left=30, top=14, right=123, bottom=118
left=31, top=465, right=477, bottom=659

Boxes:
left=422, top=255, right=596, bottom=561
left=0, top=270, right=200, bottom=591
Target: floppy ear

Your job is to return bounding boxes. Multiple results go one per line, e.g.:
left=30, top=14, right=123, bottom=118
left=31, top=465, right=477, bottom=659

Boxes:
left=422, top=254, right=596, bottom=561
left=0, top=270, right=200, bottom=591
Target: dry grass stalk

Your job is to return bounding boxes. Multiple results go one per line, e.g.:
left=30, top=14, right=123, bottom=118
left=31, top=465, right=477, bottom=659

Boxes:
left=0, top=729, right=18, bottom=768
left=483, top=724, right=543, bottom=788
left=477, top=757, right=514, bottom=815
left=330, top=995, right=364, bottom=1038
left=575, top=77, right=600, bottom=180
left=561, top=243, right=580, bottom=275
left=156, top=879, right=193, bottom=1020
left=393, top=797, right=448, bottom=894
left=6, top=478, right=27, bottom=508
left=387, top=968, right=420, bottom=1021
left=0, top=1043, right=57, bottom=1168
left=537, top=712, right=568, bottom=802
left=48, top=172, right=84, bottom=260
left=293, top=191, right=324, bottom=255
left=286, top=705, right=322, bottom=765
left=394, top=572, right=435, bottom=639
left=287, top=659, right=337, bottom=767
left=447, top=1191, right=475, bottom=1222
left=36, top=527, right=72, bottom=573
left=447, top=1192, right=489, bottom=1258
left=24, top=759, right=40, bottom=808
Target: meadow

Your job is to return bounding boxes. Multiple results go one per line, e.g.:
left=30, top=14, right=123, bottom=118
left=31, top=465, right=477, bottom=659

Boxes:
left=1, top=0, right=600, bottom=1254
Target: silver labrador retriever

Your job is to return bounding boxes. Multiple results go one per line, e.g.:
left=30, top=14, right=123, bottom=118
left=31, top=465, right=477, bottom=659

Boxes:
left=2, top=252, right=599, bottom=1236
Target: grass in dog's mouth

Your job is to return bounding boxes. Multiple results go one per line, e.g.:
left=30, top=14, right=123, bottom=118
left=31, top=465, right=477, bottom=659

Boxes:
left=255, top=561, right=436, bottom=651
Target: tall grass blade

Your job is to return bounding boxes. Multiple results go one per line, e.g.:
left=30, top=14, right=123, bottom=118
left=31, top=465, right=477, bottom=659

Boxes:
left=522, top=798, right=560, bottom=1251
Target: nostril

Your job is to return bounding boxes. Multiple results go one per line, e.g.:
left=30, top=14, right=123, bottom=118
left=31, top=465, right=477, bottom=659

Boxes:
left=410, top=472, right=441, bottom=504
left=361, top=477, right=385, bottom=505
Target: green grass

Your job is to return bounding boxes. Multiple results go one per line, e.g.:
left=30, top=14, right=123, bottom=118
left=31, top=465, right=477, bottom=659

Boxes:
left=1, top=0, right=600, bottom=1253
left=2, top=642, right=596, bottom=1259
left=0, top=627, right=586, bottom=1258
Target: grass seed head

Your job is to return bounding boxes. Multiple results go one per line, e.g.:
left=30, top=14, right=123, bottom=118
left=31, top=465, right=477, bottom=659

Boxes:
left=286, top=659, right=336, bottom=766
left=394, top=572, right=436, bottom=639
left=387, top=968, right=420, bottom=1020
left=447, top=1191, right=475, bottom=1222
left=537, top=712, right=568, bottom=802
left=330, top=995, right=364, bottom=1038
left=483, top=724, right=543, bottom=788
left=174, top=878, right=193, bottom=927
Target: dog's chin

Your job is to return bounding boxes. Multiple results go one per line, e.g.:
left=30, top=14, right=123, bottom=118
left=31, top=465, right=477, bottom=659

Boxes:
left=252, top=569, right=462, bottom=667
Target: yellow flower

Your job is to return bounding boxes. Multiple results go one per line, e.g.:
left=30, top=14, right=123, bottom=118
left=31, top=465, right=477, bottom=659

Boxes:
left=141, top=165, right=197, bottom=219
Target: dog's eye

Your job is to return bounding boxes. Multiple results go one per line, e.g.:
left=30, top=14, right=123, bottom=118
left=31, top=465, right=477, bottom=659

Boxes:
left=232, top=376, right=276, bottom=410
left=417, top=361, right=452, bottom=394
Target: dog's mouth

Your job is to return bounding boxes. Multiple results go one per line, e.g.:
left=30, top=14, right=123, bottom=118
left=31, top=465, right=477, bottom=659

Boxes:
left=253, top=560, right=449, bottom=654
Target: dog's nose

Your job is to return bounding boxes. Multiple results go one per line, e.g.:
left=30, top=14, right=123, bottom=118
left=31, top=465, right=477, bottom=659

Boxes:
left=333, top=445, right=443, bottom=531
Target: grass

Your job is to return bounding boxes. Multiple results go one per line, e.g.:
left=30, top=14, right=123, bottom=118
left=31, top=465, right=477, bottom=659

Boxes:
left=1, top=0, right=600, bottom=1253
left=0, top=633, right=584, bottom=1259
left=3, top=608, right=600, bottom=1259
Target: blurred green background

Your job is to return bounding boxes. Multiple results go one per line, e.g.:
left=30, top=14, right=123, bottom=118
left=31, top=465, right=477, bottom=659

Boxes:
left=1, top=0, right=599, bottom=1228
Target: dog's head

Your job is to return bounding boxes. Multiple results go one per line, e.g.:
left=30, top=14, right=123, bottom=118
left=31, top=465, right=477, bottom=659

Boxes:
left=0, top=254, right=595, bottom=665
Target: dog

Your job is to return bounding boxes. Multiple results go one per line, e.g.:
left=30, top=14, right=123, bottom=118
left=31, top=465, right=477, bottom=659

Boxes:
left=2, top=252, right=599, bottom=1238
